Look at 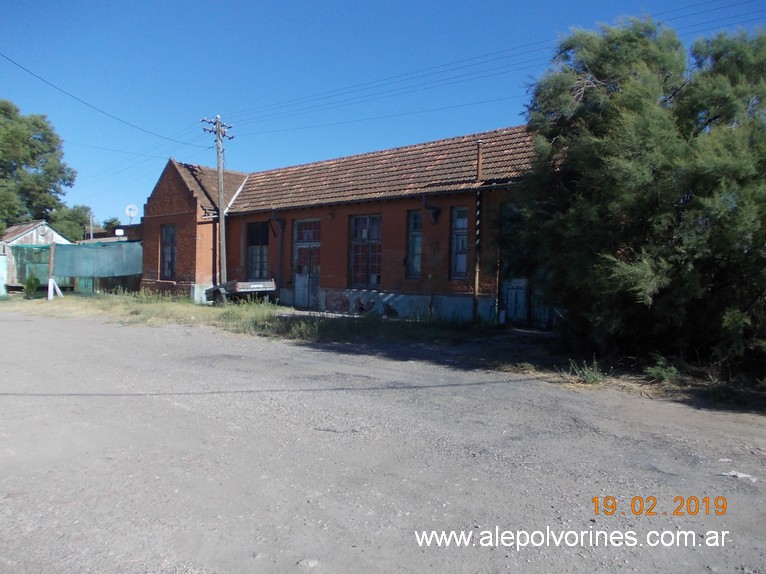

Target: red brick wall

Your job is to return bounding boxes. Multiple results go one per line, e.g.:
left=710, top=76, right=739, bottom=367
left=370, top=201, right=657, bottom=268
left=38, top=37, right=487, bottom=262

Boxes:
left=140, top=162, right=210, bottom=294
left=195, top=220, right=217, bottom=285
left=123, top=224, right=142, bottom=241
left=227, top=188, right=513, bottom=298
left=138, top=163, right=514, bottom=302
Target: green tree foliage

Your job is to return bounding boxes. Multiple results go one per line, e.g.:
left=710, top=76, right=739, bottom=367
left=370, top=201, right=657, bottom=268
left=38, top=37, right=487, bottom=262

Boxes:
left=50, top=204, right=92, bottom=242
left=0, top=100, right=76, bottom=234
left=102, top=216, right=122, bottom=231
left=510, top=19, right=766, bottom=366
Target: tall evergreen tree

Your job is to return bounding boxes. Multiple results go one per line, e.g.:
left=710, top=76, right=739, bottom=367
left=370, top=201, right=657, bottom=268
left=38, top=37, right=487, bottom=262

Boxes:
left=510, top=19, right=766, bottom=367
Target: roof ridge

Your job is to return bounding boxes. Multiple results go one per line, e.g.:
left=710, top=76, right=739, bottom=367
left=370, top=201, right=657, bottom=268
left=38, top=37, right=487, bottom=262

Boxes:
left=172, top=158, right=250, bottom=177
left=248, top=124, right=527, bottom=175
left=170, top=125, right=527, bottom=179
left=170, top=159, right=249, bottom=211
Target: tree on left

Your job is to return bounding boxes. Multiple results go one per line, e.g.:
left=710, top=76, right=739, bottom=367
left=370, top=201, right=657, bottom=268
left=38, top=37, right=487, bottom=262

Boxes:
left=0, top=99, right=76, bottom=235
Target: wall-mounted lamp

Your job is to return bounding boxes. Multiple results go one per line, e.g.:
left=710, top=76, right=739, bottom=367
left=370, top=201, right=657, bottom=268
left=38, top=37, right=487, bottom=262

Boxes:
left=423, top=195, right=441, bottom=224
left=269, top=210, right=285, bottom=237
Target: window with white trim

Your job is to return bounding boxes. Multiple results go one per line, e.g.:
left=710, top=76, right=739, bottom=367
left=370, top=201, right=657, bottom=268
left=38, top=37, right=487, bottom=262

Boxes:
left=451, top=207, right=468, bottom=279
left=406, top=210, right=422, bottom=278
left=247, top=221, right=269, bottom=280
left=350, top=214, right=381, bottom=288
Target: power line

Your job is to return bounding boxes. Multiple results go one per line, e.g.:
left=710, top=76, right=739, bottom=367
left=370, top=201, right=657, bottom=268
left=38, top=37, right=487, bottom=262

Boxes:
left=228, top=1, right=748, bottom=122
left=74, top=6, right=765, bottom=198
left=228, top=11, right=762, bottom=137
left=237, top=95, right=527, bottom=137
left=233, top=55, right=548, bottom=128
left=674, top=10, right=766, bottom=36
left=226, top=40, right=552, bottom=123
left=224, top=6, right=761, bottom=132
left=40, top=0, right=764, bottom=209
left=68, top=118, right=213, bottom=194
left=64, top=141, right=166, bottom=158
left=656, top=0, right=758, bottom=20
left=0, top=50, right=208, bottom=148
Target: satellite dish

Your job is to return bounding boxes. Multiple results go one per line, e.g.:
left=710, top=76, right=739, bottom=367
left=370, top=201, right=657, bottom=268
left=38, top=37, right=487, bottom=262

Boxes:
left=125, top=204, right=138, bottom=223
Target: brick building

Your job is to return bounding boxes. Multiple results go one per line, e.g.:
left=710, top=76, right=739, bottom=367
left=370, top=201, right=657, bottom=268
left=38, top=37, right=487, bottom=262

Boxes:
left=141, top=125, right=545, bottom=323
left=141, top=159, right=248, bottom=301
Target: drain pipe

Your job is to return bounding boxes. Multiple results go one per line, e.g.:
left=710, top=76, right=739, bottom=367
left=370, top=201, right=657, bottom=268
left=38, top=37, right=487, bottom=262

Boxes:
left=473, top=141, right=484, bottom=322
left=271, top=211, right=286, bottom=296
left=473, top=189, right=482, bottom=322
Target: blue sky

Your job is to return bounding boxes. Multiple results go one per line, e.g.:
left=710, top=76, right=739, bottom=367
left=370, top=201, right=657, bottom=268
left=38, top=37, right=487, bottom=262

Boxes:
left=2, top=0, right=764, bottom=225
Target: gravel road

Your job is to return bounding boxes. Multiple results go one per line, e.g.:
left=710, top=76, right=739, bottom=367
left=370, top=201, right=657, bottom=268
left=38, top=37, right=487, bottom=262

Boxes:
left=0, top=310, right=764, bottom=573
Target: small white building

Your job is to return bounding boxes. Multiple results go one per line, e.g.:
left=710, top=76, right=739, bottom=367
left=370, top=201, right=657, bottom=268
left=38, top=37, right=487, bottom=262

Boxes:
left=1, top=220, right=71, bottom=294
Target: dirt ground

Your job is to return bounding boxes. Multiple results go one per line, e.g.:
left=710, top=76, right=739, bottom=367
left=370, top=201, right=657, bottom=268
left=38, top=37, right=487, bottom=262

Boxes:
left=0, top=309, right=764, bottom=573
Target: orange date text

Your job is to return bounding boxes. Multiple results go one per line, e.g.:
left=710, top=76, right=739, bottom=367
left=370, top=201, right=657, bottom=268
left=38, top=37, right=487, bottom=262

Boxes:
left=591, top=496, right=727, bottom=516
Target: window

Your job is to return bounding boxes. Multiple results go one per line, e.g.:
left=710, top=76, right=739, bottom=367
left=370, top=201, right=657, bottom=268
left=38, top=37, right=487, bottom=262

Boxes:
left=247, top=222, right=269, bottom=280
left=350, top=214, right=381, bottom=288
left=451, top=207, right=468, bottom=279
left=160, top=224, right=176, bottom=280
left=406, top=210, right=422, bottom=278
left=295, top=219, right=321, bottom=244
left=294, top=219, right=321, bottom=276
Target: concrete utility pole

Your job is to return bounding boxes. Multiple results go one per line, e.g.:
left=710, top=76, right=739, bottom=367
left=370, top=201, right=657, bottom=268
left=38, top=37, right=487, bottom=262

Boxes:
left=202, top=115, right=234, bottom=288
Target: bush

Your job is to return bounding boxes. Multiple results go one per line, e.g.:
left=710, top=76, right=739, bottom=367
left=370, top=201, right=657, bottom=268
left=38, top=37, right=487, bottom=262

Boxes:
left=509, top=20, right=766, bottom=374
left=644, top=354, right=680, bottom=384
left=24, top=273, right=40, bottom=298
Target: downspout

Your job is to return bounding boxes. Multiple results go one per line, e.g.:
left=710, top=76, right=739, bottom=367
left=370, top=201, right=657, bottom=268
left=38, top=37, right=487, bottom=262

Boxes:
left=240, top=220, right=247, bottom=279
left=271, top=211, right=286, bottom=296
left=473, top=189, right=482, bottom=322
left=473, top=141, right=484, bottom=322
left=495, top=213, right=503, bottom=325
left=212, top=220, right=218, bottom=286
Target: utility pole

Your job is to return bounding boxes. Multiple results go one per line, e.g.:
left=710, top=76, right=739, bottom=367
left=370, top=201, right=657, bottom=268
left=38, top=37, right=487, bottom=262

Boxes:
left=202, top=115, right=234, bottom=289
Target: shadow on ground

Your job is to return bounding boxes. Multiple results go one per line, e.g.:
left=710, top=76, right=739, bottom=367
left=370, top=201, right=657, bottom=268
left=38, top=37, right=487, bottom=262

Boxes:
left=274, top=314, right=766, bottom=415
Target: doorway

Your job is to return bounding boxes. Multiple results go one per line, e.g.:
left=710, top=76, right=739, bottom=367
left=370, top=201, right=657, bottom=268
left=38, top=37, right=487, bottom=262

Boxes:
left=294, top=219, right=320, bottom=309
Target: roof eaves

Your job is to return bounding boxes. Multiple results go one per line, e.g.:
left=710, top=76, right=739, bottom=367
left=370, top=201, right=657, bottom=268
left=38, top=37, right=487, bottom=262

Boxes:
left=230, top=179, right=518, bottom=216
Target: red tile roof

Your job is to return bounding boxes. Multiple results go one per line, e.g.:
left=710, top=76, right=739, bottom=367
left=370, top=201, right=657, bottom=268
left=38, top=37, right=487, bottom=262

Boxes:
left=171, top=159, right=249, bottom=213
left=166, top=126, right=533, bottom=215
left=230, top=125, right=533, bottom=214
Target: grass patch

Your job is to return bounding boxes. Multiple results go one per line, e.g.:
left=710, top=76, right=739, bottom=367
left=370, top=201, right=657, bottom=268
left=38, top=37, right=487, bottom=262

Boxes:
left=0, top=290, right=469, bottom=344
left=558, top=356, right=610, bottom=385
left=495, top=361, right=538, bottom=374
